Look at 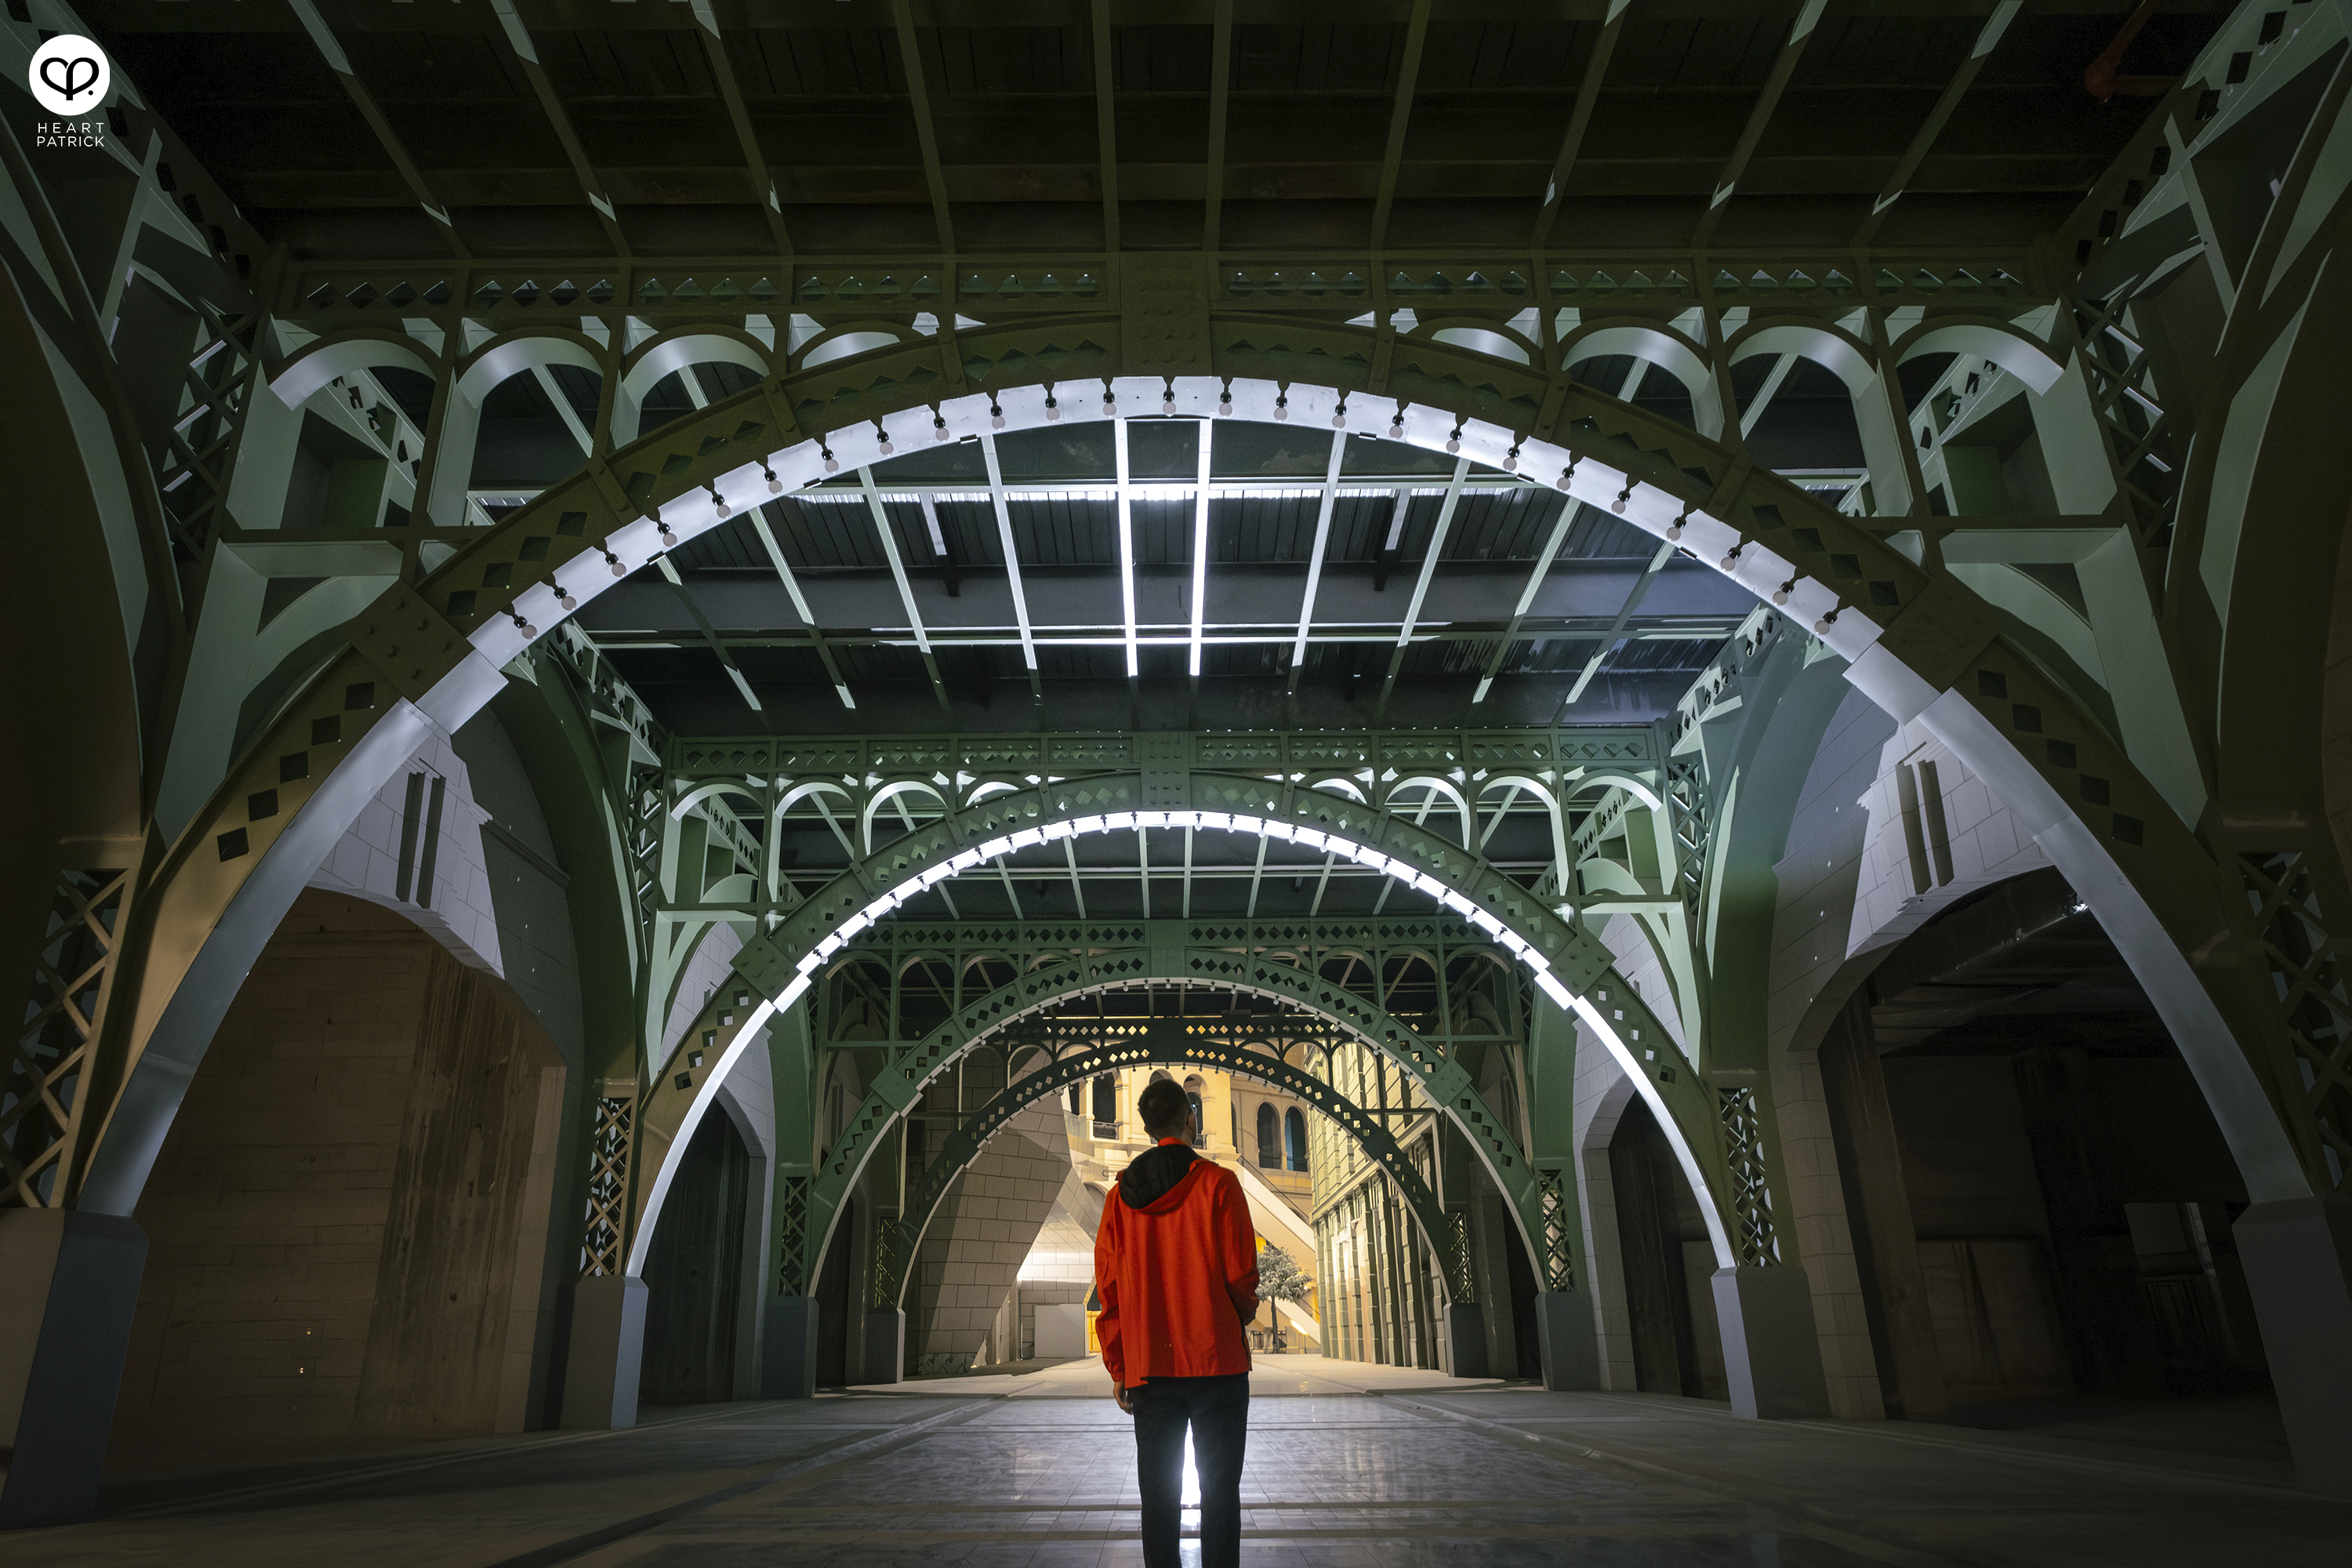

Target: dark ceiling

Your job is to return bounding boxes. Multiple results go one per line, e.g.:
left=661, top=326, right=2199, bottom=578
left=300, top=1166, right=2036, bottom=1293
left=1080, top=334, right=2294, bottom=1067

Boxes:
left=81, top=1, right=2230, bottom=260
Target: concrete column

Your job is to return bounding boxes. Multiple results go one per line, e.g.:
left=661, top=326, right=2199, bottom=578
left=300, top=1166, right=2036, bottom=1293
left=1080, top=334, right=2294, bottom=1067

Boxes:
left=561, top=1274, right=647, bottom=1429
left=1533, top=1290, right=1601, bottom=1391
left=2233, top=1197, right=2352, bottom=1497
left=1711, top=1265, right=1831, bottom=1420
left=1439, top=1303, right=1487, bottom=1378
left=860, top=1308, right=906, bottom=1386
left=0, top=1210, right=147, bottom=1530
left=1816, top=1002, right=1946, bottom=1421
left=760, top=1296, right=820, bottom=1399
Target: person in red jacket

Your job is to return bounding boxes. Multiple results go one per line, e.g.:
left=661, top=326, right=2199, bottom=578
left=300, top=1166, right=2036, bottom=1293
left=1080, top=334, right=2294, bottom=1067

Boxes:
left=1094, top=1075, right=1259, bottom=1568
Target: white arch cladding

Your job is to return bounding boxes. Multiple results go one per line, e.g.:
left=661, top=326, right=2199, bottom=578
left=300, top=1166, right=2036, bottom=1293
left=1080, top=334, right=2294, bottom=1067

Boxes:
left=426, top=332, right=607, bottom=528
left=1389, top=774, right=1477, bottom=848
left=1562, top=322, right=1727, bottom=441
left=1893, top=320, right=2067, bottom=397
left=861, top=779, right=951, bottom=854
left=1725, top=321, right=1917, bottom=516
left=613, top=330, right=772, bottom=447
left=1563, top=768, right=1666, bottom=813
left=1479, top=771, right=1571, bottom=886
left=103, top=376, right=2313, bottom=1229
left=270, top=333, right=437, bottom=408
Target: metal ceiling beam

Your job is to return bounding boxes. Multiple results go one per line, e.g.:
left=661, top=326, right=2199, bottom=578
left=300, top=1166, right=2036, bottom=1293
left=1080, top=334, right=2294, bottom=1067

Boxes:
left=746, top=508, right=856, bottom=710
left=1374, top=454, right=1469, bottom=718
left=1114, top=417, right=1142, bottom=679
left=488, top=0, right=632, bottom=256
left=891, top=0, right=957, bottom=255
left=858, top=466, right=955, bottom=717
left=285, top=0, right=466, bottom=258
left=1091, top=0, right=1120, bottom=252
left=1533, top=0, right=1635, bottom=252
left=1739, top=354, right=1798, bottom=438
left=978, top=433, right=1044, bottom=704
left=589, top=619, right=1746, bottom=654
left=1286, top=432, right=1347, bottom=696
left=1369, top=0, right=1437, bottom=255
left=1690, top=0, right=1831, bottom=249
left=1203, top=0, right=1233, bottom=252
left=688, top=0, right=795, bottom=256
left=1560, top=539, right=1677, bottom=711
left=1854, top=0, right=2024, bottom=245
left=1472, top=503, right=1583, bottom=705
left=1187, top=418, right=1213, bottom=681
left=655, top=557, right=763, bottom=715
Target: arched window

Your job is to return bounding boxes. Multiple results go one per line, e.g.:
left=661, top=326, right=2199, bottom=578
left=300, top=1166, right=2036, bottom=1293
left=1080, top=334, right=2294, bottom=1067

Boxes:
left=1183, top=1074, right=1207, bottom=1147
left=1256, top=1103, right=1279, bottom=1167
left=1285, top=1108, right=1308, bottom=1171
left=1091, top=1074, right=1116, bottom=1130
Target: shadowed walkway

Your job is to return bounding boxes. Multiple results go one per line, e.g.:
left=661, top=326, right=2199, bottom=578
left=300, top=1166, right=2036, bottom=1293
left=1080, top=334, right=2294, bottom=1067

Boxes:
left=16, top=1358, right=2346, bottom=1566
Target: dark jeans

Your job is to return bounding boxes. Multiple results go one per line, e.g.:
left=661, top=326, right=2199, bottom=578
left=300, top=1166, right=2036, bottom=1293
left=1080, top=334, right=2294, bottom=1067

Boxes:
left=1129, top=1371, right=1250, bottom=1568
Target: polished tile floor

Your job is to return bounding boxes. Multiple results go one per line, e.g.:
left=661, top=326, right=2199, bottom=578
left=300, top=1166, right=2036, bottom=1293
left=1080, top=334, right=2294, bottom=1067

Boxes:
left=19, top=1356, right=2350, bottom=1566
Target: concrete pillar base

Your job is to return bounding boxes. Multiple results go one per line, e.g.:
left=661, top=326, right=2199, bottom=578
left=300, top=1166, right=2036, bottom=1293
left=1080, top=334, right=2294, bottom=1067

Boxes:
left=761, top=1296, right=820, bottom=1399
left=0, top=1210, right=147, bottom=1530
left=561, top=1274, right=647, bottom=1430
left=1533, top=1290, right=1600, bottom=1391
left=1711, top=1265, right=1830, bottom=1420
left=2232, top=1196, right=2352, bottom=1497
left=860, top=1308, right=906, bottom=1386
left=1439, top=1304, right=1486, bottom=1379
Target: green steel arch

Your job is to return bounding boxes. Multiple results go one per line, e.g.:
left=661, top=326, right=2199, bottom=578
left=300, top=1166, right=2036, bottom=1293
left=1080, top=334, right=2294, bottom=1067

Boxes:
left=625, top=778, right=1704, bottom=1295
left=74, top=296, right=2316, bottom=1316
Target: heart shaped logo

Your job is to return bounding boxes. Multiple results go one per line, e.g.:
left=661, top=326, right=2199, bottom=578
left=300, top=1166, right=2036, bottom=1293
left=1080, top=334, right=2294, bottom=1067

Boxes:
left=28, top=34, right=111, bottom=119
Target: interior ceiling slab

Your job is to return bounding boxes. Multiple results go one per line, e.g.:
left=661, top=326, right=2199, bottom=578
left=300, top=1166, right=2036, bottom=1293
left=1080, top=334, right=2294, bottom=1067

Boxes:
left=82, top=1, right=2229, bottom=256
left=75, top=0, right=2225, bottom=736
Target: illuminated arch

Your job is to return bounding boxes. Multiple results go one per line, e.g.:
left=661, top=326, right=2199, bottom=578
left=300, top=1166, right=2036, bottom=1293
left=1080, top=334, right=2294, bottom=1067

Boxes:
left=87, top=337, right=2310, bottom=1249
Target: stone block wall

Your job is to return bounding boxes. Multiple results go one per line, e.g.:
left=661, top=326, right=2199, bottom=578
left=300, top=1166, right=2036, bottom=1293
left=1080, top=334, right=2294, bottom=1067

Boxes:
left=114, top=891, right=564, bottom=1450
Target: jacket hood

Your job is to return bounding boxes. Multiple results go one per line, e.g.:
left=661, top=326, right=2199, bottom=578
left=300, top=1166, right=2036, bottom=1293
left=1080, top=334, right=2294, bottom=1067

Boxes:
left=1117, top=1142, right=1201, bottom=1210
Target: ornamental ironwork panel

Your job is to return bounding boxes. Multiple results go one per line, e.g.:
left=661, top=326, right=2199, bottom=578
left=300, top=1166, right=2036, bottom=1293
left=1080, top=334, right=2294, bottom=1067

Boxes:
left=2, top=869, right=129, bottom=1209
left=1536, top=1166, right=1575, bottom=1292
left=581, top=1094, right=634, bottom=1277
left=1718, top=1085, right=1780, bottom=1267
left=2242, top=849, right=2352, bottom=1192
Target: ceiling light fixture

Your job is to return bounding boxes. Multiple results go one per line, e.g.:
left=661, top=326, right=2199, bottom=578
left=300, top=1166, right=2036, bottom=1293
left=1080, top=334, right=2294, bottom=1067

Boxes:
left=1446, top=427, right=1462, bottom=454
left=510, top=609, right=538, bottom=639
left=1332, top=401, right=1348, bottom=430
left=1388, top=412, right=1405, bottom=439
left=1273, top=397, right=1290, bottom=422
left=932, top=415, right=949, bottom=442
left=990, top=404, right=1006, bottom=430
left=1162, top=382, right=1177, bottom=416
left=1665, top=510, right=1687, bottom=541
left=1773, top=577, right=1796, bottom=605
left=708, top=483, right=729, bottom=519
left=1556, top=458, right=1579, bottom=492
left=1719, top=546, right=1741, bottom=572
left=557, top=583, right=577, bottom=611
left=822, top=445, right=839, bottom=474
left=1612, top=482, right=1635, bottom=514
left=764, top=466, right=782, bottom=495
left=876, top=425, right=895, bottom=456
left=1503, top=445, right=1520, bottom=472
left=604, top=549, right=626, bottom=577
left=1813, top=608, right=1840, bottom=636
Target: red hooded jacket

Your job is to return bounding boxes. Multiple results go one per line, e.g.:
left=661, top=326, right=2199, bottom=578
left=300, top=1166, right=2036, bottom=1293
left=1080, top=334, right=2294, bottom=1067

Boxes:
left=1094, top=1138, right=1259, bottom=1388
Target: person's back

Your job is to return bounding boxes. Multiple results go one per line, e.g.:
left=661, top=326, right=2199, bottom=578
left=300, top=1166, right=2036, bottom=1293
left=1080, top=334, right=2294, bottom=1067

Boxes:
left=1094, top=1077, right=1258, bottom=1568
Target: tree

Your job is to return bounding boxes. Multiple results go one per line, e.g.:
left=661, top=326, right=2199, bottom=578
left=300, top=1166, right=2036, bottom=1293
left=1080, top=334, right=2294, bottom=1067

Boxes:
left=1255, top=1243, right=1314, bottom=1306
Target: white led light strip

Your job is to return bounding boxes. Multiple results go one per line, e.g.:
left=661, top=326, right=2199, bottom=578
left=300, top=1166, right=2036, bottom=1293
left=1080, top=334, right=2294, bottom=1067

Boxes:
left=778, top=809, right=1578, bottom=1011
